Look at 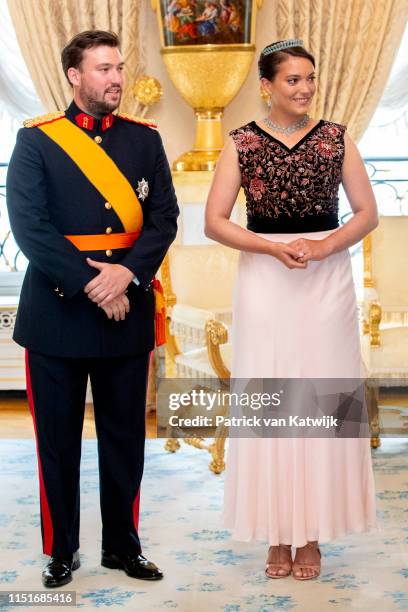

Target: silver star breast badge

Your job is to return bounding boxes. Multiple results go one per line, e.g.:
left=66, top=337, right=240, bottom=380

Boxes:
left=137, top=178, right=149, bottom=201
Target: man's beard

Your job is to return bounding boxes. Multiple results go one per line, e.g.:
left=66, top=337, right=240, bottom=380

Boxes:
left=80, top=85, right=122, bottom=116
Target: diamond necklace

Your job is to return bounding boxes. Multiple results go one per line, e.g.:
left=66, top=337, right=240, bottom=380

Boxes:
left=262, top=114, right=310, bottom=136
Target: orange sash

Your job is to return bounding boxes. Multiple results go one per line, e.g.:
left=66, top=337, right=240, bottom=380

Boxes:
left=65, top=232, right=140, bottom=251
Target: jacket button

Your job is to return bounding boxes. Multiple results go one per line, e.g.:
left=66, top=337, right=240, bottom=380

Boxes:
left=105, top=227, right=112, bottom=234
left=58, top=292, right=64, bottom=298
left=94, top=135, right=102, bottom=144
left=106, top=249, right=112, bottom=257
left=105, top=202, right=112, bottom=209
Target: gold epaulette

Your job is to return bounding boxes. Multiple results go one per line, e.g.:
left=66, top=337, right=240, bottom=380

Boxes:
left=23, top=111, right=65, bottom=128
left=116, top=112, right=157, bottom=129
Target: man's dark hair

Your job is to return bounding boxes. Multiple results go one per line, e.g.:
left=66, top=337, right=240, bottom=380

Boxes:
left=61, top=30, right=120, bottom=84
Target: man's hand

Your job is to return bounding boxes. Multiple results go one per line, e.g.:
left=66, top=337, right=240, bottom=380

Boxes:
left=84, top=259, right=134, bottom=306
left=100, top=293, right=130, bottom=321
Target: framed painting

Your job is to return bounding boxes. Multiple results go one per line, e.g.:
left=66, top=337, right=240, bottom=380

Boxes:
left=159, top=0, right=253, bottom=46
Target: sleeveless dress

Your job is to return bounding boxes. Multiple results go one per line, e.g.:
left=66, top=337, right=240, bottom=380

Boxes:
left=223, top=120, right=377, bottom=546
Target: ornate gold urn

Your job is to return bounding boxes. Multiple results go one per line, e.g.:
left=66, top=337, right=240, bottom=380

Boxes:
left=152, top=0, right=263, bottom=171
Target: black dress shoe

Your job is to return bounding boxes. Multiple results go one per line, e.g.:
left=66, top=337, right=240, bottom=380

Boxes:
left=101, top=550, right=163, bottom=580
left=42, top=550, right=80, bottom=588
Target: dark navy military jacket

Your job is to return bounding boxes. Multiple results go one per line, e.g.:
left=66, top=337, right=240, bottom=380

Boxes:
left=6, top=101, right=179, bottom=358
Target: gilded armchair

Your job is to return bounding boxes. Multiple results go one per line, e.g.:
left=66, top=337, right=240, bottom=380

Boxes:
left=160, top=243, right=236, bottom=473
left=361, top=215, right=408, bottom=447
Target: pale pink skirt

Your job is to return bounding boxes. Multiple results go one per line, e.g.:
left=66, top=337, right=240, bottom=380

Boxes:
left=223, top=230, right=377, bottom=546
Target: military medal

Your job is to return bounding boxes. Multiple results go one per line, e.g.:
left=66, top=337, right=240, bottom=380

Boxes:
left=137, top=178, right=149, bottom=201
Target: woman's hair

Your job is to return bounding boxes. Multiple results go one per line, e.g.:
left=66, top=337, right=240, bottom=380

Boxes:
left=258, top=41, right=315, bottom=81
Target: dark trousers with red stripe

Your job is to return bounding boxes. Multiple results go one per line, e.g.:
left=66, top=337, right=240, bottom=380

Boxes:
left=25, top=350, right=150, bottom=558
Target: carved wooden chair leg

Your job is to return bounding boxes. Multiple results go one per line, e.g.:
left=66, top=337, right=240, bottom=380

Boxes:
left=146, top=350, right=157, bottom=413
left=366, top=383, right=381, bottom=449
left=165, top=438, right=181, bottom=452
left=209, top=424, right=228, bottom=474
left=208, top=437, right=226, bottom=474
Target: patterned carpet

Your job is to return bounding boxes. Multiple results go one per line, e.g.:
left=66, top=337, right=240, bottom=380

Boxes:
left=0, top=437, right=407, bottom=611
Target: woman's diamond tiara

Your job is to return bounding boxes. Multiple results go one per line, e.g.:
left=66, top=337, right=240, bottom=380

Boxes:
left=262, top=39, right=304, bottom=57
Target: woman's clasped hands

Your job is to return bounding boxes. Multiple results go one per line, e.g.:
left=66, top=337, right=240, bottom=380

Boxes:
left=270, top=238, right=331, bottom=269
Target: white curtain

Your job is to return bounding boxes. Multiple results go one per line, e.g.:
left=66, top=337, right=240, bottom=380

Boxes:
left=0, top=2, right=43, bottom=121
left=369, top=24, right=408, bottom=130
left=359, top=23, right=408, bottom=157
left=368, top=67, right=408, bottom=131
left=0, top=2, right=43, bottom=160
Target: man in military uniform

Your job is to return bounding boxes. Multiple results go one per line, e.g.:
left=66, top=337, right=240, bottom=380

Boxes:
left=6, top=30, right=178, bottom=587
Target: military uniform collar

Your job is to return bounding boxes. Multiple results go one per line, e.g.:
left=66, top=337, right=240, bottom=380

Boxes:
left=66, top=100, right=114, bottom=132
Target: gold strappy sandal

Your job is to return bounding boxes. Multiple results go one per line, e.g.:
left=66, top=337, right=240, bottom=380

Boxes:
left=292, top=542, right=321, bottom=580
left=265, top=544, right=293, bottom=579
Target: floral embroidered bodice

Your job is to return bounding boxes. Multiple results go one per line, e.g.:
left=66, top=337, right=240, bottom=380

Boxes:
left=230, top=120, right=346, bottom=232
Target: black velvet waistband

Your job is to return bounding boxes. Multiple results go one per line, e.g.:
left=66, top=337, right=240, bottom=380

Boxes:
left=247, top=213, right=339, bottom=234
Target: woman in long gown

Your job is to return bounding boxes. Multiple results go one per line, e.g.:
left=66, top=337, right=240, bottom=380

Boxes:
left=205, top=40, right=378, bottom=580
